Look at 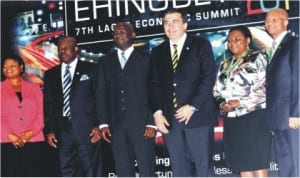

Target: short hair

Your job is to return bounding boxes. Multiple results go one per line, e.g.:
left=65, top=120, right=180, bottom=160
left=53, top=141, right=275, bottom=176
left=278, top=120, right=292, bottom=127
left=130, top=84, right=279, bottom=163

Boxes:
left=2, top=54, right=25, bottom=76
left=114, top=22, right=135, bottom=33
left=2, top=54, right=25, bottom=67
left=228, top=25, right=252, bottom=45
left=58, top=36, right=77, bottom=47
left=267, top=8, right=288, bottom=20
left=163, top=9, right=188, bottom=23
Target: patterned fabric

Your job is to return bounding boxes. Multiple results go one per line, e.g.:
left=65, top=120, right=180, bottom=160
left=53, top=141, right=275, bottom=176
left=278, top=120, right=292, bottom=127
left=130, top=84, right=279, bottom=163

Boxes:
left=172, top=44, right=179, bottom=70
left=172, top=44, right=178, bottom=108
left=63, top=65, right=71, bottom=118
left=213, top=50, right=268, bottom=117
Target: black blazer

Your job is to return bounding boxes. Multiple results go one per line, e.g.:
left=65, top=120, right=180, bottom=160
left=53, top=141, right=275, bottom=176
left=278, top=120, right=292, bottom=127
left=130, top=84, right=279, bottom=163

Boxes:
left=96, top=49, right=154, bottom=131
left=266, top=33, right=299, bottom=130
left=149, top=35, right=217, bottom=128
left=44, top=60, right=99, bottom=144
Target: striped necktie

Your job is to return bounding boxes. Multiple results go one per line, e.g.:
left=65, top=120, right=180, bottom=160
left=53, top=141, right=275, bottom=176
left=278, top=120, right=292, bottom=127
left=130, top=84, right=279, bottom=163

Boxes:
left=172, top=44, right=179, bottom=71
left=63, top=65, right=71, bottom=118
left=172, top=44, right=178, bottom=108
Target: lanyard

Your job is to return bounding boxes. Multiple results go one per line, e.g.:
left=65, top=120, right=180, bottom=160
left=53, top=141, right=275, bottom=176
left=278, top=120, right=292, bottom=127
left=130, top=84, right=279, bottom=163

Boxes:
left=224, top=56, right=244, bottom=87
left=225, top=50, right=249, bottom=77
left=225, top=58, right=240, bottom=77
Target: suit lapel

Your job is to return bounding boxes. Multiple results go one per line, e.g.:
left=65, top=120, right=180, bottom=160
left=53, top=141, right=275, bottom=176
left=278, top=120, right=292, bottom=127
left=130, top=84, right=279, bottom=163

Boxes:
left=272, top=34, right=289, bottom=60
left=121, top=49, right=140, bottom=70
left=178, top=36, right=192, bottom=70
left=50, top=65, right=63, bottom=105
left=125, top=49, right=139, bottom=69
left=55, top=65, right=63, bottom=94
left=267, top=34, right=290, bottom=75
left=112, top=52, right=122, bottom=70
left=109, top=52, right=122, bottom=84
left=163, top=41, right=173, bottom=71
left=71, top=60, right=82, bottom=90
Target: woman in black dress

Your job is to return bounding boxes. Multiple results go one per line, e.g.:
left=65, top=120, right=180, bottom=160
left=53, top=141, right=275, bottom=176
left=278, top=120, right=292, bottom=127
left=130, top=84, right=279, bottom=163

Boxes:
left=213, top=26, right=271, bottom=177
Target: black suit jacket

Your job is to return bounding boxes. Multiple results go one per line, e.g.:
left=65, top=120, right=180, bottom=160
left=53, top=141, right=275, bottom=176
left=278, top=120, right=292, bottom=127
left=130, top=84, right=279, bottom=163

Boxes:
left=44, top=60, right=99, bottom=144
left=96, top=49, right=153, bottom=131
left=149, top=35, right=217, bottom=128
left=266, top=33, right=299, bottom=130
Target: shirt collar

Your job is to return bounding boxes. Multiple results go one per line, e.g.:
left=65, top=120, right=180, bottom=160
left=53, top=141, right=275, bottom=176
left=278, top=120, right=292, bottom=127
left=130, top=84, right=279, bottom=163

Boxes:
left=169, top=33, right=187, bottom=58
left=117, top=45, right=134, bottom=59
left=62, top=58, right=78, bottom=69
left=169, top=33, right=187, bottom=48
left=273, top=31, right=288, bottom=48
left=61, top=58, right=78, bottom=80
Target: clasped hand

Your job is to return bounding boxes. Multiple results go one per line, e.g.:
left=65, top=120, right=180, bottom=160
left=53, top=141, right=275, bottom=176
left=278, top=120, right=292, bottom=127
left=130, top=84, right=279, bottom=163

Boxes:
left=154, top=104, right=196, bottom=134
left=220, top=100, right=240, bottom=112
left=8, top=130, right=33, bottom=149
left=90, top=127, right=101, bottom=143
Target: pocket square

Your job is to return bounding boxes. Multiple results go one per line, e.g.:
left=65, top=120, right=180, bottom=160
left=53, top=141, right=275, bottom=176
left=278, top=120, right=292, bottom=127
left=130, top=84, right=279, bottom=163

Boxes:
left=80, top=74, right=90, bottom=81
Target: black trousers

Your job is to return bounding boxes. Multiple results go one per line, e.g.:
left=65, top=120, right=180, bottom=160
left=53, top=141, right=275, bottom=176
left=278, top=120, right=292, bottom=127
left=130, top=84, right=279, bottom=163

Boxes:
left=273, top=128, right=300, bottom=177
left=111, top=121, right=156, bottom=177
left=164, top=122, right=211, bottom=177
left=58, top=122, right=102, bottom=177
left=1, top=141, right=47, bottom=177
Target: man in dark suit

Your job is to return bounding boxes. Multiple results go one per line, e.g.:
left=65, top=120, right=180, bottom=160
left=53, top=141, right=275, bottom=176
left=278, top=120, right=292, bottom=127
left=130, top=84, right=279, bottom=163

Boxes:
left=43, top=36, right=102, bottom=176
left=265, top=8, right=300, bottom=177
left=149, top=9, right=217, bottom=176
left=96, top=22, right=156, bottom=177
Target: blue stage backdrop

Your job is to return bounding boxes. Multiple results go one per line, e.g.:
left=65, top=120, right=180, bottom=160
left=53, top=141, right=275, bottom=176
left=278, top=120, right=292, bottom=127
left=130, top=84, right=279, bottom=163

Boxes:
left=1, top=0, right=299, bottom=177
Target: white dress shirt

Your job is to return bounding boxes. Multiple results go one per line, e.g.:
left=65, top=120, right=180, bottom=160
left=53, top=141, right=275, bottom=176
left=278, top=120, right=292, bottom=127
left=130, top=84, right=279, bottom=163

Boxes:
left=169, top=33, right=187, bottom=59
left=61, top=58, right=78, bottom=86
left=117, top=45, right=134, bottom=67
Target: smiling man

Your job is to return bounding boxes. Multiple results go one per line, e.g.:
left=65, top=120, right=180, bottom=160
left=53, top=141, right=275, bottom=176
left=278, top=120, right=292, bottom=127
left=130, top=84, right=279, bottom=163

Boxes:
left=96, top=22, right=156, bottom=177
left=265, top=8, right=300, bottom=177
left=43, top=36, right=102, bottom=177
left=149, top=9, right=217, bottom=176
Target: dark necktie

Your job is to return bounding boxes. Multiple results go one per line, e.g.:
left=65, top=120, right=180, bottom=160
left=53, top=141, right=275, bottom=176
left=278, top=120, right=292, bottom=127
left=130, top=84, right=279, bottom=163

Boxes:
left=63, top=65, right=71, bottom=118
left=172, top=44, right=178, bottom=108
left=172, top=44, right=179, bottom=71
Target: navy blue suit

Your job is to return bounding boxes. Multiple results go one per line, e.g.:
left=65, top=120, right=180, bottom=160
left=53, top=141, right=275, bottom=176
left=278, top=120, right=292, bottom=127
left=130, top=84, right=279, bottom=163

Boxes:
left=266, top=33, right=299, bottom=176
left=150, top=35, right=217, bottom=176
left=44, top=60, right=102, bottom=176
left=96, top=49, right=155, bottom=176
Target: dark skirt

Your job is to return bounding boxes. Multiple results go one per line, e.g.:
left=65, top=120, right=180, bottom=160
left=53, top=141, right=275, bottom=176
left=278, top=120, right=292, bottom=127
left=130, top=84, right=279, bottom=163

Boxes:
left=223, top=109, right=271, bottom=172
left=1, top=141, right=48, bottom=177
